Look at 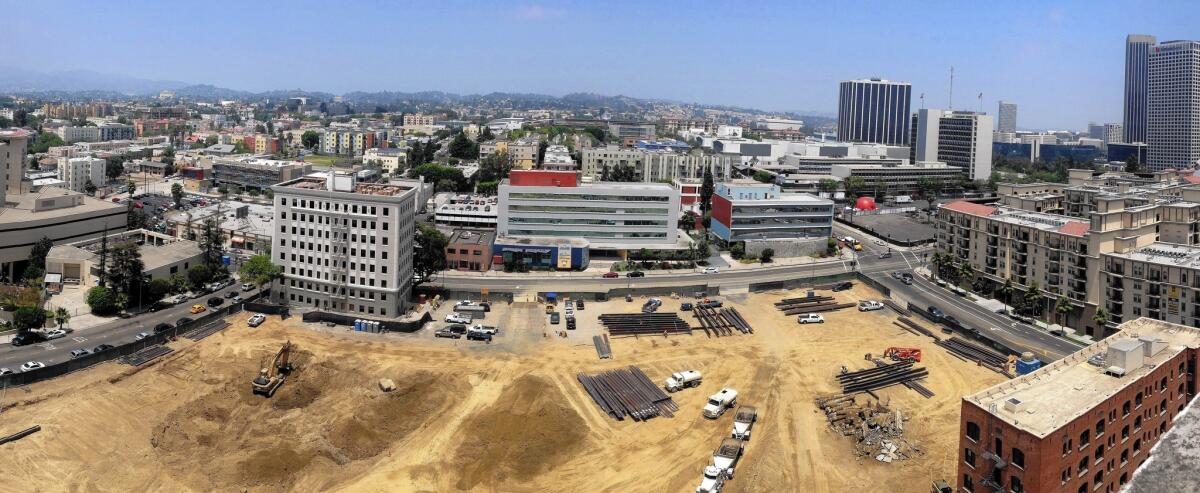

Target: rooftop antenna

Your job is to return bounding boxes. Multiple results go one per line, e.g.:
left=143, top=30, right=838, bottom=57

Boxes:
left=919, top=93, right=925, bottom=110
left=948, top=66, right=955, bottom=110
left=978, top=92, right=984, bottom=113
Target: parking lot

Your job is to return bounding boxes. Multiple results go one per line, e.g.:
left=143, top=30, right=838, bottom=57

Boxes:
left=847, top=212, right=938, bottom=244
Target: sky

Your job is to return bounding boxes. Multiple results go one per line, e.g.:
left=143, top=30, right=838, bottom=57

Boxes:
left=1, top=0, right=1196, bottom=130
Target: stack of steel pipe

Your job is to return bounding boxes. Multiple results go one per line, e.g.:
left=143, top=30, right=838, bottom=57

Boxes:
left=872, top=359, right=935, bottom=398
left=882, top=300, right=910, bottom=316
left=592, top=335, right=613, bottom=359
left=723, top=308, right=753, bottom=333
left=895, top=316, right=939, bottom=340
left=776, top=295, right=835, bottom=306
left=837, top=361, right=930, bottom=394
left=935, top=337, right=1008, bottom=368
left=599, top=313, right=692, bottom=336
left=783, top=302, right=855, bottom=315
left=693, top=307, right=732, bottom=336
left=577, top=366, right=678, bottom=421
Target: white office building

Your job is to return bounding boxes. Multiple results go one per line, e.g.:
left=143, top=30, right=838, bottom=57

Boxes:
left=271, top=173, right=417, bottom=317
left=57, top=156, right=106, bottom=192
left=910, top=109, right=993, bottom=181
left=997, top=101, right=1017, bottom=133
left=580, top=146, right=733, bottom=183
left=1147, top=39, right=1200, bottom=170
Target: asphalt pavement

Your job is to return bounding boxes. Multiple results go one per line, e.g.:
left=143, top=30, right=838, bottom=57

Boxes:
left=0, top=284, right=260, bottom=372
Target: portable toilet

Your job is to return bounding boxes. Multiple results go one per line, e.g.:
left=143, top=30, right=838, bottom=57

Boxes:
left=221, top=255, right=231, bottom=265
left=354, top=319, right=363, bottom=331
left=1015, top=352, right=1042, bottom=375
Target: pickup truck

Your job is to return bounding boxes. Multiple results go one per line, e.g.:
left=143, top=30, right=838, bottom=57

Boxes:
left=797, top=313, right=825, bottom=324
left=731, top=406, right=758, bottom=440
left=702, top=388, right=738, bottom=419
left=858, top=300, right=884, bottom=312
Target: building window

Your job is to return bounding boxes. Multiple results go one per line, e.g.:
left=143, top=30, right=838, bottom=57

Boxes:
left=1078, top=456, right=1088, bottom=475
left=1123, top=401, right=1131, bottom=416
left=1012, top=447, right=1025, bottom=469
left=1096, top=419, right=1105, bottom=437
left=964, top=475, right=974, bottom=492
left=1010, top=476, right=1024, bottom=493
left=1122, top=425, right=1129, bottom=441
left=967, top=422, right=981, bottom=442
left=965, top=448, right=976, bottom=468
left=1080, top=430, right=1090, bottom=449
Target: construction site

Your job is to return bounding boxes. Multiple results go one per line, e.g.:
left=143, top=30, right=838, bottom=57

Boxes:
left=0, top=283, right=1006, bottom=492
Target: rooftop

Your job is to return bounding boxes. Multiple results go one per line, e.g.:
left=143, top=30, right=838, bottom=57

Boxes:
left=965, top=318, right=1200, bottom=438
left=0, top=188, right=125, bottom=223
left=1106, top=242, right=1200, bottom=268
left=1124, top=395, right=1200, bottom=493
left=449, top=229, right=495, bottom=246
left=278, top=176, right=414, bottom=197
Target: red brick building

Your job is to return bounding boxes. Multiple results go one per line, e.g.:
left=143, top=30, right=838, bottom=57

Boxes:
left=445, top=229, right=494, bottom=272
left=957, top=318, right=1199, bottom=493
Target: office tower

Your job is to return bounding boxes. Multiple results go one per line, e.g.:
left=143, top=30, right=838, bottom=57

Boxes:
left=1124, top=34, right=1157, bottom=144
left=1088, top=122, right=1105, bottom=140
left=909, top=109, right=993, bottom=180
left=1147, top=40, right=1200, bottom=170
left=837, top=78, right=912, bottom=146
left=997, top=101, right=1017, bottom=133
left=1104, top=123, right=1124, bottom=144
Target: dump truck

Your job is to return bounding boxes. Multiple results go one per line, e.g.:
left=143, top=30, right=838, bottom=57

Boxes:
left=731, top=405, right=758, bottom=440
left=702, top=388, right=738, bottom=419
left=251, top=341, right=295, bottom=397
left=695, top=465, right=727, bottom=493
left=710, top=437, right=745, bottom=478
left=665, top=370, right=702, bottom=392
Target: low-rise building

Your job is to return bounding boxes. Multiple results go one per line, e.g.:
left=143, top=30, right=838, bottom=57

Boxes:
left=958, top=317, right=1199, bottom=493
left=364, top=147, right=408, bottom=174
left=445, top=229, right=495, bottom=272
left=541, top=144, right=575, bottom=171
left=508, top=137, right=541, bottom=169
left=497, top=170, right=680, bottom=256
left=434, top=194, right=499, bottom=228
left=710, top=181, right=834, bottom=242
left=581, top=145, right=733, bottom=183
left=211, top=156, right=311, bottom=191
left=45, top=229, right=203, bottom=287
left=56, top=156, right=106, bottom=193
left=0, top=187, right=128, bottom=280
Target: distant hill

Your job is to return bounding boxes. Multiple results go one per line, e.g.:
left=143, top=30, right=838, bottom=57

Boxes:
left=0, top=66, right=188, bottom=95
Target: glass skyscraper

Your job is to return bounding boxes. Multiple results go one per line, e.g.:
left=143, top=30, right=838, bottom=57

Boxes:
left=837, top=78, right=912, bottom=146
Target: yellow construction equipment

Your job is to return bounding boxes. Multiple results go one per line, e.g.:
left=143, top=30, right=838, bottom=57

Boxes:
left=251, top=341, right=295, bottom=397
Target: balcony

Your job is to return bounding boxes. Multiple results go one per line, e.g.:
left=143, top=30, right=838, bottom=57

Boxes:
left=1070, top=280, right=1087, bottom=294
left=987, top=236, right=999, bottom=246
left=986, top=245, right=998, bottom=257
left=1048, top=265, right=1061, bottom=274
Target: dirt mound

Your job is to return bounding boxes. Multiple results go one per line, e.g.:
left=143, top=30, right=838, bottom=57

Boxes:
left=329, top=371, right=450, bottom=460
left=453, top=374, right=588, bottom=489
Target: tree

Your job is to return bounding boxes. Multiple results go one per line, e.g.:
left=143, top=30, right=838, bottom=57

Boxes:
left=818, top=179, right=840, bottom=196
left=478, top=126, right=494, bottom=141
left=730, top=241, right=745, bottom=259
left=239, top=254, right=283, bottom=289
left=410, top=164, right=465, bottom=190
left=844, top=176, right=867, bottom=198
left=998, top=277, right=1016, bottom=307
left=1091, top=307, right=1111, bottom=328
left=600, top=164, right=611, bottom=181
left=86, top=286, right=119, bottom=315
left=54, top=307, right=70, bottom=329
left=188, top=264, right=214, bottom=288
left=957, top=261, right=975, bottom=287
left=169, top=273, right=191, bottom=294
left=413, top=223, right=448, bottom=286
left=27, top=236, right=54, bottom=271
left=537, top=140, right=548, bottom=164
left=680, top=210, right=698, bottom=233
left=127, top=180, right=137, bottom=197
left=476, top=181, right=499, bottom=195
left=1125, top=155, right=1140, bottom=173
left=171, top=182, right=184, bottom=206
left=759, top=248, right=775, bottom=263
left=28, top=132, right=65, bottom=154
left=199, top=215, right=225, bottom=271
left=699, top=165, right=715, bottom=218
left=448, top=131, right=478, bottom=159
left=0, top=115, right=9, bottom=128
left=753, top=170, right=774, bottom=183
left=84, top=179, right=97, bottom=195
left=1023, top=281, right=1045, bottom=317
left=13, top=108, right=28, bottom=127
left=13, top=306, right=46, bottom=333
left=478, top=151, right=512, bottom=182
left=97, top=229, right=109, bottom=287
left=147, top=278, right=172, bottom=303
left=106, top=242, right=146, bottom=308
left=1054, top=296, right=1073, bottom=325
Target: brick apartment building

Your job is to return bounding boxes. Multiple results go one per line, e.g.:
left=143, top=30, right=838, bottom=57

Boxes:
left=957, top=318, right=1199, bottom=493
left=445, top=229, right=494, bottom=272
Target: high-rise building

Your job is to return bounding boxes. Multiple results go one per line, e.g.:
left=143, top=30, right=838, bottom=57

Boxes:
left=909, top=109, right=993, bottom=181
left=836, top=78, right=912, bottom=146
left=0, top=129, right=29, bottom=205
left=1124, top=34, right=1157, bottom=144
left=1147, top=40, right=1200, bottom=170
left=1088, top=122, right=1106, bottom=140
left=271, top=173, right=417, bottom=317
left=1104, top=123, right=1124, bottom=144
left=997, top=101, right=1017, bottom=133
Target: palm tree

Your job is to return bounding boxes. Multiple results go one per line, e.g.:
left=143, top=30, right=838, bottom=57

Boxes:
left=930, top=252, right=947, bottom=278
left=1023, top=281, right=1046, bottom=317
left=1054, top=296, right=1073, bottom=326
left=1092, top=308, right=1110, bottom=327
left=54, top=307, right=70, bottom=329
left=957, top=262, right=975, bottom=287
left=997, top=278, right=1016, bottom=308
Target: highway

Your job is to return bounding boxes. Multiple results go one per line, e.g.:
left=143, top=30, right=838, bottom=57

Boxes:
left=0, top=284, right=259, bottom=373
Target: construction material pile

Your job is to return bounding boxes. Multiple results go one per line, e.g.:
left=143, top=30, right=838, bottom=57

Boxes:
left=577, top=366, right=678, bottom=421
left=598, top=313, right=692, bottom=337
left=893, top=316, right=939, bottom=340
left=814, top=394, right=922, bottom=463
left=693, top=307, right=753, bottom=336
left=837, top=361, right=929, bottom=395
left=774, top=295, right=854, bottom=315
left=592, top=335, right=613, bottom=359
left=870, top=359, right=934, bottom=398
left=935, top=337, right=1010, bottom=374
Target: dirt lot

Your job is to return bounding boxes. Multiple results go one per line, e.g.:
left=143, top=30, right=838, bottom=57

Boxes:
left=0, top=284, right=1004, bottom=493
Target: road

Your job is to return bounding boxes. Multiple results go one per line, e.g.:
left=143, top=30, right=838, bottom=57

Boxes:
left=0, top=284, right=259, bottom=373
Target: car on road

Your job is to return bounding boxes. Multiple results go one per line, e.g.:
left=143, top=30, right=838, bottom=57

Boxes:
left=603, top=272, right=619, bottom=278
left=135, top=332, right=151, bottom=340
left=943, top=315, right=961, bottom=328
left=0, top=368, right=11, bottom=376
left=69, top=348, right=90, bottom=358
left=231, top=295, right=243, bottom=303
left=879, top=251, right=892, bottom=259
left=798, top=314, right=826, bottom=324
left=92, top=344, right=114, bottom=353
left=873, top=239, right=886, bottom=246
left=175, top=317, right=194, bottom=327
left=11, top=332, right=46, bottom=346
left=626, top=271, right=645, bottom=278
left=832, top=281, right=854, bottom=292
left=858, top=300, right=885, bottom=311
left=434, top=327, right=462, bottom=339
left=44, top=329, right=68, bottom=340
left=680, top=302, right=694, bottom=311
left=928, top=306, right=945, bottom=319
left=701, top=266, right=719, bottom=274
left=153, top=323, right=173, bottom=334
left=241, top=283, right=255, bottom=291
left=550, top=312, right=560, bottom=324
left=224, top=290, right=239, bottom=299
left=247, top=314, right=267, bottom=327
left=900, top=275, right=914, bottom=285
left=20, top=361, right=45, bottom=372
left=207, top=297, right=224, bottom=307
left=445, top=312, right=472, bottom=324
left=190, top=304, right=207, bottom=314
left=891, top=271, right=905, bottom=280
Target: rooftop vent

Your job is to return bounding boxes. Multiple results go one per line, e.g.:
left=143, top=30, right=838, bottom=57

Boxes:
left=1003, top=397, right=1027, bottom=413
left=1105, top=339, right=1145, bottom=377
left=1139, top=337, right=1168, bottom=357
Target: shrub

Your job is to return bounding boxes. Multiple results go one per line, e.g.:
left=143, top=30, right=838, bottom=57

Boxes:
left=86, top=286, right=119, bottom=315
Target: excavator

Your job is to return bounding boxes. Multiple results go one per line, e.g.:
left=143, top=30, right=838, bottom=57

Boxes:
left=251, top=341, right=295, bottom=397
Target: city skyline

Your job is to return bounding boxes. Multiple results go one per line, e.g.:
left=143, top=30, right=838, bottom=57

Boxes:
left=0, top=0, right=1196, bottom=130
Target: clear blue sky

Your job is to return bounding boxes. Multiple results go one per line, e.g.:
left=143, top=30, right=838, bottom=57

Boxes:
left=1, top=0, right=1196, bottom=129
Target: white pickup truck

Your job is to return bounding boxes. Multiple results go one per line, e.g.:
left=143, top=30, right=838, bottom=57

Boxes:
left=665, top=370, right=702, bottom=392
left=702, top=388, right=738, bottom=419
left=731, top=406, right=758, bottom=440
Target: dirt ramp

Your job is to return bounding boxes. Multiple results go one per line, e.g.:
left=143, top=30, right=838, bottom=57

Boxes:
left=329, top=371, right=452, bottom=460
left=453, top=375, right=587, bottom=490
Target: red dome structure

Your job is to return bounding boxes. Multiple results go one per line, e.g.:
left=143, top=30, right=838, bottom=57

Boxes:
left=855, top=196, right=877, bottom=211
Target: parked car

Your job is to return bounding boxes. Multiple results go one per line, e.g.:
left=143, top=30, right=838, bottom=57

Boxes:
left=550, top=312, right=560, bottom=324
left=699, top=300, right=723, bottom=309
left=831, top=281, right=854, bottom=292
left=92, top=344, right=114, bottom=353
left=701, top=266, right=719, bottom=274
left=207, top=297, right=224, bottom=307
left=20, top=361, right=45, bottom=372
left=43, top=329, right=68, bottom=340
left=603, top=272, right=619, bottom=278
left=176, top=317, right=194, bottom=327
left=626, top=271, right=645, bottom=278
left=943, top=315, right=961, bottom=328
left=798, top=314, right=826, bottom=324
left=0, top=368, right=11, bottom=375
left=224, top=290, right=239, bottom=299
left=566, top=318, right=576, bottom=330
left=434, top=327, right=462, bottom=339
left=241, top=283, right=255, bottom=291
left=469, top=324, right=498, bottom=335
left=247, top=314, right=267, bottom=327
left=928, top=306, right=945, bottom=319
left=135, top=332, right=151, bottom=340
left=466, top=331, right=492, bottom=342
left=445, top=312, right=472, bottom=324
left=190, top=304, right=207, bottom=314
left=858, top=300, right=885, bottom=312
left=69, top=348, right=90, bottom=358
left=680, top=302, right=694, bottom=311
left=153, top=323, right=173, bottom=334
left=576, top=299, right=584, bottom=310
left=10, top=332, right=46, bottom=346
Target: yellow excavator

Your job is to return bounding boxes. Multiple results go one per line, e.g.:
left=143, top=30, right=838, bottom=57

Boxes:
left=251, top=341, right=295, bottom=397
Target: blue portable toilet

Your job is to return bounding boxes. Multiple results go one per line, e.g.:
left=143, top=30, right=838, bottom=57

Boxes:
left=354, top=319, right=363, bottom=331
left=1015, top=352, right=1042, bottom=375
left=221, top=255, right=231, bottom=265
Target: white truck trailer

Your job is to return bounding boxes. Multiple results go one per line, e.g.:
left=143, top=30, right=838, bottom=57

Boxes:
left=731, top=406, right=758, bottom=440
